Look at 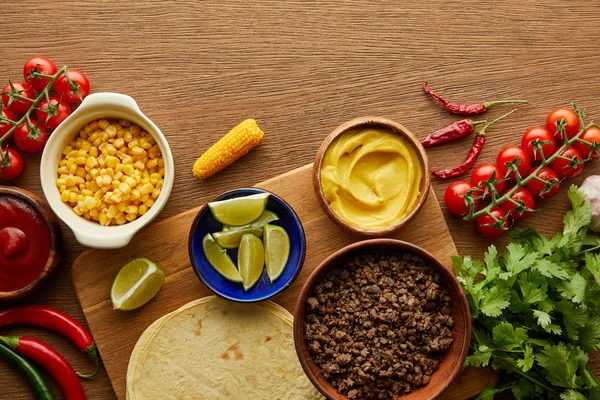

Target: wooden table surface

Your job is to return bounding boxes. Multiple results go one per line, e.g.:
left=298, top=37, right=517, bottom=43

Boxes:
left=1, top=1, right=600, bottom=398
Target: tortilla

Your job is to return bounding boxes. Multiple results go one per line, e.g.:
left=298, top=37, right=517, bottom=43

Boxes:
left=126, top=296, right=322, bottom=400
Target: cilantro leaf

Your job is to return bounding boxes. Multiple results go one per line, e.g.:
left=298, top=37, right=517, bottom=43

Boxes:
left=564, top=186, right=592, bottom=236
left=516, top=344, right=535, bottom=372
left=533, top=309, right=552, bottom=329
left=518, top=272, right=548, bottom=304
left=492, top=322, right=528, bottom=350
left=475, top=384, right=506, bottom=400
left=585, top=252, right=600, bottom=284
left=561, top=390, right=589, bottom=400
left=479, top=285, right=511, bottom=317
left=465, top=344, right=493, bottom=367
left=537, top=343, right=580, bottom=388
left=556, top=274, right=588, bottom=304
left=534, top=258, right=570, bottom=280
left=501, top=243, right=538, bottom=279
left=555, top=301, right=589, bottom=341
left=578, top=315, right=600, bottom=351
left=511, top=378, right=538, bottom=400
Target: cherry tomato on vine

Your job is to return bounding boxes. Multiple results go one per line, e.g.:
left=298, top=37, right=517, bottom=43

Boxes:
left=496, top=145, right=531, bottom=180
left=550, top=145, right=584, bottom=178
left=14, top=121, right=49, bottom=153
left=0, top=147, right=24, bottom=180
left=1, top=82, right=35, bottom=115
left=546, top=107, right=580, bottom=140
left=575, top=126, right=600, bottom=159
left=36, top=97, right=71, bottom=131
left=444, top=181, right=480, bottom=217
left=521, top=126, right=555, bottom=161
left=54, top=69, right=90, bottom=103
left=500, top=187, right=535, bottom=221
left=471, top=163, right=505, bottom=199
left=23, top=56, right=58, bottom=92
left=526, top=167, right=560, bottom=199
left=475, top=206, right=510, bottom=239
left=0, top=108, right=16, bottom=138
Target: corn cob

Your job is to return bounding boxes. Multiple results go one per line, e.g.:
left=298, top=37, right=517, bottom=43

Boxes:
left=192, top=119, right=264, bottom=179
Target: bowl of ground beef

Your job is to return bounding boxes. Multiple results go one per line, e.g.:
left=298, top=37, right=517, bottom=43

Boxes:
left=294, top=239, right=471, bottom=400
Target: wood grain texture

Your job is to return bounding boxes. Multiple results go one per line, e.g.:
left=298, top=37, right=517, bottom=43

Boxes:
left=73, top=164, right=469, bottom=399
left=1, top=0, right=600, bottom=398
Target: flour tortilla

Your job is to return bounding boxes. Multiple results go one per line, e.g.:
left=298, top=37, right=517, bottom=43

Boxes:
left=126, top=296, right=322, bottom=400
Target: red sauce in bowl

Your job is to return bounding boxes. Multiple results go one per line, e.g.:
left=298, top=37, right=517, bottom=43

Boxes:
left=0, top=195, right=51, bottom=292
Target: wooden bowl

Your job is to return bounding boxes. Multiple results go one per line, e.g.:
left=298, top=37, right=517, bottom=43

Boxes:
left=293, top=239, right=471, bottom=400
left=0, top=186, right=62, bottom=301
left=313, top=117, right=430, bottom=237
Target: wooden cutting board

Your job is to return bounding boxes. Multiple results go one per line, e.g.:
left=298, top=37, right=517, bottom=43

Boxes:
left=72, top=163, right=496, bottom=400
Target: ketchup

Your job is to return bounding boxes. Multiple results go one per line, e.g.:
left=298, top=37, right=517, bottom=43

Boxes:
left=0, top=195, right=51, bottom=292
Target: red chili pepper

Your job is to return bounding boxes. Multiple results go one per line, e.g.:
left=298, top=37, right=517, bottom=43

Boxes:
left=423, top=81, right=527, bottom=115
left=432, top=109, right=517, bottom=178
left=0, top=306, right=98, bottom=378
left=0, top=336, right=85, bottom=400
left=421, top=118, right=487, bottom=147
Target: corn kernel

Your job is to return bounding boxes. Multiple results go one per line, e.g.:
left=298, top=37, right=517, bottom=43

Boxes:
left=128, top=140, right=139, bottom=149
left=115, top=214, right=127, bottom=225
left=139, top=194, right=149, bottom=203
left=124, top=131, right=133, bottom=143
left=98, top=213, right=109, bottom=226
left=134, top=161, right=145, bottom=170
left=90, top=208, right=99, bottom=219
left=130, top=125, right=141, bottom=135
left=65, top=176, right=76, bottom=187
left=69, top=192, right=78, bottom=203
left=113, top=137, right=125, bottom=148
left=75, top=167, right=87, bottom=178
left=98, top=119, right=109, bottom=129
left=125, top=213, right=136, bottom=222
left=146, top=159, right=158, bottom=169
left=117, top=202, right=127, bottom=212
left=63, top=145, right=73, bottom=155
left=145, top=198, right=155, bottom=208
left=105, top=156, right=119, bottom=168
left=139, top=182, right=154, bottom=195
left=131, top=146, right=146, bottom=157
left=123, top=164, right=135, bottom=175
left=107, top=205, right=118, bottom=218
left=57, top=166, right=69, bottom=175
left=119, top=183, right=131, bottom=195
left=125, top=205, right=138, bottom=214
left=83, top=197, right=97, bottom=210
left=61, top=190, right=71, bottom=202
left=89, top=147, right=99, bottom=157
left=114, top=172, right=123, bottom=181
left=81, top=189, right=93, bottom=197
left=139, top=205, right=148, bottom=215
left=130, top=189, right=141, bottom=200
left=106, top=125, right=117, bottom=137
left=106, top=168, right=115, bottom=178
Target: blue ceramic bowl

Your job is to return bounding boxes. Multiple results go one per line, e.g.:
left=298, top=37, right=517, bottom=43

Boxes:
left=188, top=188, right=306, bottom=302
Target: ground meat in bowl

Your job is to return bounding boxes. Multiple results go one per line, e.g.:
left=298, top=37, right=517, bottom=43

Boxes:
left=304, top=250, right=454, bottom=399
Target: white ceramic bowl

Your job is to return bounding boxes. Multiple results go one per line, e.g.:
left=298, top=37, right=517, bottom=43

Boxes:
left=40, top=93, right=174, bottom=249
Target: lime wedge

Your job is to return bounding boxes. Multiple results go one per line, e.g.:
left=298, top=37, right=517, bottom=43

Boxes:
left=111, top=258, right=165, bottom=311
left=208, top=193, right=269, bottom=226
left=213, top=227, right=263, bottom=249
left=264, top=224, right=290, bottom=283
left=222, top=210, right=279, bottom=231
left=202, top=234, right=242, bottom=282
left=238, top=234, right=265, bottom=291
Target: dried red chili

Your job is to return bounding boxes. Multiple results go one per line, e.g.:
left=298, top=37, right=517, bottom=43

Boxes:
left=421, top=118, right=487, bottom=147
left=423, top=81, right=527, bottom=115
left=432, top=109, right=517, bottom=178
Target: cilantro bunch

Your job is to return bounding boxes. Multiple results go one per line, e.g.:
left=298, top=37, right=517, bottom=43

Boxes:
left=454, top=185, right=600, bottom=399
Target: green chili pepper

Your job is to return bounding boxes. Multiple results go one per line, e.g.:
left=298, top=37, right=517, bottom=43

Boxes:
left=0, top=342, right=55, bottom=400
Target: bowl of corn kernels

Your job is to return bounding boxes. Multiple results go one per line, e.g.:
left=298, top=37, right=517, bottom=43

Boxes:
left=40, top=92, right=174, bottom=249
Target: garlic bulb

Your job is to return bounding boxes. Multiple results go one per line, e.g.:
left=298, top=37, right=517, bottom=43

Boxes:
left=580, top=175, right=600, bottom=232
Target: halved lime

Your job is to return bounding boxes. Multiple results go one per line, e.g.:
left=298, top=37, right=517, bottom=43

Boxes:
left=264, top=224, right=290, bottom=283
left=111, top=258, right=165, bottom=311
left=238, top=234, right=265, bottom=291
left=222, top=210, right=279, bottom=231
left=202, top=234, right=242, bottom=282
left=213, top=227, right=263, bottom=249
left=208, top=193, right=269, bottom=226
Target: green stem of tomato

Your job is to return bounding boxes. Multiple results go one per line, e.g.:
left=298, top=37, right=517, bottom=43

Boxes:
left=0, top=66, right=68, bottom=147
left=466, top=120, right=595, bottom=221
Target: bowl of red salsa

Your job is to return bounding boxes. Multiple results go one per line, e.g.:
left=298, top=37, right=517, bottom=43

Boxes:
left=0, top=186, right=62, bottom=300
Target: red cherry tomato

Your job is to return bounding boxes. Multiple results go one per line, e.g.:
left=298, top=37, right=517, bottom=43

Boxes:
left=471, top=163, right=505, bottom=199
left=54, top=69, right=90, bottom=103
left=23, top=56, right=58, bottom=92
left=0, top=108, right=16, bottom=138
left=496, top=145, right=531, bottom=180
left=575, top=126, right=600, bottom=159
left=526, top=167, right=560, bottom=199
left=36, top=97, right=71, bottom=131
left=521, top=126, right=556, bottom=161
left=0, top=147, right=24, bottom=180
left=14, top=121, right=49, bottom=153
left=476, top=206, right=510, bottom=239
left=550, top=145, right=584, bottom=178
left=1, top=82, right=35, bottom=115
left=444, top=181, right=480, bottom=217
left=501, top=187, right=535, bottom=221
left=546, top=107, right=580, bottom=140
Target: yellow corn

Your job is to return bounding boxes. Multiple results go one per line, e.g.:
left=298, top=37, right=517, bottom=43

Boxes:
left=56, top=118, right=164, bottom=225
left=192, top=119, right=263, bottom=179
